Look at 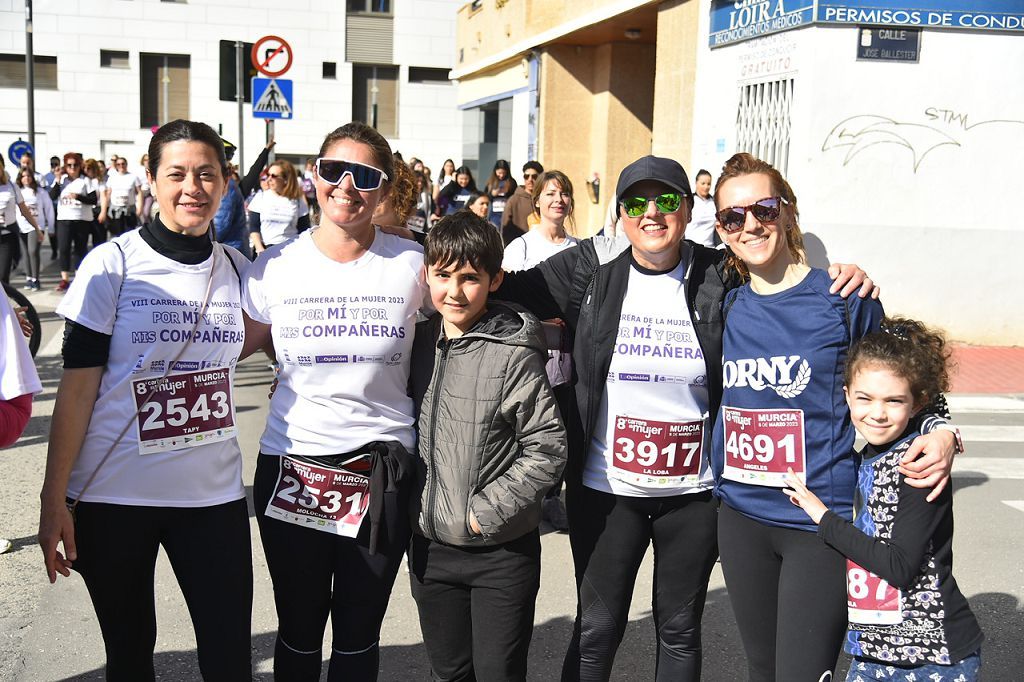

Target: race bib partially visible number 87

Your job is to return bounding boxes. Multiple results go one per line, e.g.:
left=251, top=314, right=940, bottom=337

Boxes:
left=847, top=560, right=903, bottom=625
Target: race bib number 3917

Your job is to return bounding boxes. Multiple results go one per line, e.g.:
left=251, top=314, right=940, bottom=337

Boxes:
left=132, top=369, right=235, bottom=455
left=720, top=406, right=806, bottom=487
left=610, top=416, right=704, bottom=488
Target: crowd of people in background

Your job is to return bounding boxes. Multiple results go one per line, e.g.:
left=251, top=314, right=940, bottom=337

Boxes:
left=5, top=140, right=731, bottom=301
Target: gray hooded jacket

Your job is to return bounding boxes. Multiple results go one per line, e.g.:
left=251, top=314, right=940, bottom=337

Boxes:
left=410, top=302, right=567, bottom=546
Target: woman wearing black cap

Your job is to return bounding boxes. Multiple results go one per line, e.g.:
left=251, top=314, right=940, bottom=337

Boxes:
left=494, top=155, right=876, bottom=681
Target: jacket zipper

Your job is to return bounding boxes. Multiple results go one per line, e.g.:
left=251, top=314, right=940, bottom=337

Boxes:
left=425, top=338, right=452, bottom=541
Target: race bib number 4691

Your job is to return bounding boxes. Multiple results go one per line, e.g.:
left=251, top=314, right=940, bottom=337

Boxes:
left=847, top=560, right=903, bottom=625
left=132, top=369, right=235, bottom=455
left=720, top=406, right=806, bottom=487
left=610, top=416, right=704, bottom=488
left=265, top=457, right=370, bottom=537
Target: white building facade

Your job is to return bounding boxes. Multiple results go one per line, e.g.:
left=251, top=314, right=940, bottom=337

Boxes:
left=691, top=0, right=1024, bottom=345
left=0, top=0, right=462, bottom=174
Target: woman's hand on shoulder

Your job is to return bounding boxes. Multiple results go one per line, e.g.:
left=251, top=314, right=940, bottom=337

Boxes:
left=827, top=262, right=880, bottom=299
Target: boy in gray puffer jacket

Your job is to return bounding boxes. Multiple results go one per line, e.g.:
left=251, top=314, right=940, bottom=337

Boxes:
left=409, top=211, right=567, bottom=682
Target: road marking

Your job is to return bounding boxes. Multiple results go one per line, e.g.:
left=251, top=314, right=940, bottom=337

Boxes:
left=959, top=425, right=1024, bottom=443
left=38, top=329, right=63, bottom=358
left=954, top=458, right=1024, bottom=480
left=1002, top=501, right=1024, bottom=514
left=948, top=395, right=1024, bottom=413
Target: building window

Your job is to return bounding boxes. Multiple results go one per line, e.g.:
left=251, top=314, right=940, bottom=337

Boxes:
left=352, top=65, right=398, bottom=137
left=100, top=50, right=130, bottom=69
left=323, top=62, right=337, bottom=79
left=0, top=54, right=58, bottom=89
left=735, top=78, right=794, bottom=175
left=140, top=53, right=190, bottom=129
left=347, top=0, right=390, bottom=13
left=408, top=67, right=450, bottom=85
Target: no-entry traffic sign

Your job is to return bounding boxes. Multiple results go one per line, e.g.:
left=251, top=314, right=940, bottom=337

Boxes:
left=251, top=35, right=293, bottom=78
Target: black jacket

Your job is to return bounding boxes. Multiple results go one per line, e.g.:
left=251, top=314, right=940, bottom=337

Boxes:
left=496, top=236, right=737, bottom=481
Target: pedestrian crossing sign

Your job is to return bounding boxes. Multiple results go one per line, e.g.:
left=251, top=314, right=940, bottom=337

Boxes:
left=252, top=77, right=293, bottom=119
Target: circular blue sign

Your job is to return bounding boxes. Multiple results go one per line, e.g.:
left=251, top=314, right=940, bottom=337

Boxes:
left=8, top=140, right=34, bottom=166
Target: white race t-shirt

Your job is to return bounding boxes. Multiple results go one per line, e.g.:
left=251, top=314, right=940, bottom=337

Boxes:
left=106, top=171, right=141, bottom=209
left=242, top=227, right=428, bottom=456
left=56, top=177, right=96, bottom=221
left=16, top=186, right=53, bottom=234
left=57, top=231, right=250, bottom=507
left=0, top=292, right=42, bottom=401
left=502, top=230, right=579, bottom=272
left=0, top=181, right=23, bottom=227
left=687, top=194, right=717, bottom=248
left=584, top=257, right=713, bottom=497
left=247, top=191, right=309, bottom=246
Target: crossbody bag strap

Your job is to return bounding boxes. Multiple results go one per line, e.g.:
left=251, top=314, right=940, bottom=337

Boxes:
left=69, top=247, right=221, bottom=513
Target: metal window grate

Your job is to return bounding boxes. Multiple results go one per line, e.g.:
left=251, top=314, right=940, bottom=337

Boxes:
left=735, top=78, right=793, bottom=174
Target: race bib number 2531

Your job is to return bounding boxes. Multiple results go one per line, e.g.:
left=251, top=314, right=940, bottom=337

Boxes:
left=265, top=457, right=370, bottom=537
left=132, top=369, right=235, bottom=455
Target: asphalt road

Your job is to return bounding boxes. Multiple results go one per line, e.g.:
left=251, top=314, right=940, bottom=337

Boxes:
left=2, top=273, right=1022, bottom=681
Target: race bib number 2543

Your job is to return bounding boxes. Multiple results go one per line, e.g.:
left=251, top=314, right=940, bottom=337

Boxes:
left=132, top=369, right=235, bottom=455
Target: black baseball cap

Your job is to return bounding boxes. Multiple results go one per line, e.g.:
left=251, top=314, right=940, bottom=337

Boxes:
left=615, top=155, right=692, bottom=198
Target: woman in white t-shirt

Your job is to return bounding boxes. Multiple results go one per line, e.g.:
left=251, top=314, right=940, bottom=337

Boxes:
left=247, top=159, right=310, bottom=255
left=502, top=170, right=579, bottom=531
left=686, top=169, right=717, bottom=247
left=15, top=168, right=51, bottom=290
left=0, top=288, right=43, bottom=554
left=242, top=122, right=425, bottom=680
left=49, top=152, right=98, bottom=292
left=0, top=157, right=43, bottom=285
left=38, top=120, right=254, bottom=680
left=84, top=158, right=108, bottom=248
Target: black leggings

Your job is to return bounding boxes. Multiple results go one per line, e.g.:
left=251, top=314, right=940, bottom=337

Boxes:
left=253, top=454, right=412, bottom=682
left=718, top=502, right=847, bottom=682
left=70, top=498, right=253, bottom=681
left=561, top=484, right=719, bottom=682
left=0, top=229, right=18, bottom=283
left=56, top=219, right=91, bottom=272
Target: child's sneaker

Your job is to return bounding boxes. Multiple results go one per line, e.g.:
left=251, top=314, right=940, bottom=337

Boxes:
left=56, top=279, right=70, bottom=293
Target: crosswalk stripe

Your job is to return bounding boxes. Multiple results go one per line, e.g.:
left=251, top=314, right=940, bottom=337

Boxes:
left=948, top=395, right=1024, bottom=413
left=1002, top=501, right=1024, bottom=514
left=38, top=330, right=63, bottom=358
left=960, top=425, right=1024, bottom=443
left=954, top=458, right=1024, bottom=480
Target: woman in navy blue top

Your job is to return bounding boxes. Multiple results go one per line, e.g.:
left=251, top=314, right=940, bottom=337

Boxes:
left=709, top=153, right=958, bottom=682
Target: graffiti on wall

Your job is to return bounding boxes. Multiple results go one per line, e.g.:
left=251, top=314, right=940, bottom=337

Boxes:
left=822, top=109, right=1024, bottom=172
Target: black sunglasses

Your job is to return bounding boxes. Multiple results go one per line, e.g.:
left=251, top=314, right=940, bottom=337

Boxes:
left=316, top=158, right=388, bottom=191
left=716, top=196, right=789, bottom=233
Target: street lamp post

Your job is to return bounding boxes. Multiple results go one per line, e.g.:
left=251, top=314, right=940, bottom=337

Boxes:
left=25, top=0, right=36, bottom=151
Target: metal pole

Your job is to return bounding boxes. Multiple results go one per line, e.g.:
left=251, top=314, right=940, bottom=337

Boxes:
left=25, top=0, right=35, bottom=152
left=267, top=120, right=275, bottom=164
left=235, top=41, right=244, bottom=172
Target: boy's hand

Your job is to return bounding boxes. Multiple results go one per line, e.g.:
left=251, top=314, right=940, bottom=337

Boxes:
left=782, top=468, right=828, bottom=524
left=468, top=510, right=482, bottom=535
left=899, top=430, right=955, bottom=502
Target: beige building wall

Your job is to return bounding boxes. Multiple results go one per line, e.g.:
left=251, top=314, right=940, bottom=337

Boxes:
left=539, top=43, right=656, bottom=235
left=651, top=0, right=701, bottom=166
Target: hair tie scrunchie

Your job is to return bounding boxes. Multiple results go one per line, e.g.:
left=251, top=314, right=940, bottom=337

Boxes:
left=880, top=320, right=910, bottom=341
